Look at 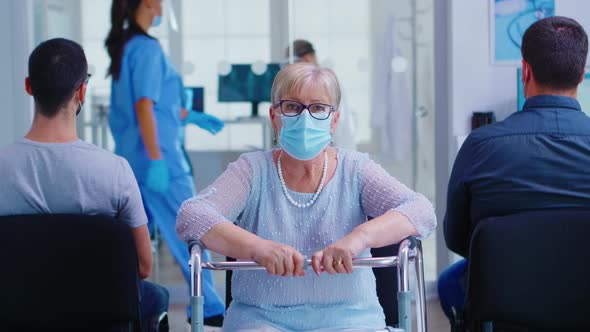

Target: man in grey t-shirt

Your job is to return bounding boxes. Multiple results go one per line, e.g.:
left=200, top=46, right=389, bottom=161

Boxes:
left=0, top=139, right=147, bottom=228
left=0, top=38, right=168, bottom=325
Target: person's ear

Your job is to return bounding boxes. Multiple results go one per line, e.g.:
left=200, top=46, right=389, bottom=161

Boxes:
left=269, top=106, right=279, bottom=132
left=579, top=69, right=586, bottom=84
left=24, top=77, right=33, bottom=96
left=330, top=111, right=340, bottom=135
left=270, top=106, right=282, bottom=144
left=78, top=83, right=87, bottom=104
left=521, top=60, right=530, bottom=83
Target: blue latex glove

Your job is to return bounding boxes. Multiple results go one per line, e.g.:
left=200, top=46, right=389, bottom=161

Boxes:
left=146, top=159, right=170, bottom=193
left=184, top=111, right=224, bottom=135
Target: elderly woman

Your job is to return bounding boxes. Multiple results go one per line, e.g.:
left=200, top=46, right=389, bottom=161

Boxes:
left=176, top=62, right=436, bottom=331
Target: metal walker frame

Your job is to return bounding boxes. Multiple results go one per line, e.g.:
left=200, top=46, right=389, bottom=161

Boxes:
left=189, top=237, right=427, bottom=332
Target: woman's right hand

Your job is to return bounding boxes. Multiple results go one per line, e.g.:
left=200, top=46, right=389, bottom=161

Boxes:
left=252, top=239, right=305, bottom=277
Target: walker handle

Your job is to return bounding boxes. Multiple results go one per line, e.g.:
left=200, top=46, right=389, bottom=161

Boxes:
left=201, top=255, right=407, bottom=271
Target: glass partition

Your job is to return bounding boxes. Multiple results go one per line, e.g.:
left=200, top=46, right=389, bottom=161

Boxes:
left=36, top=0, right=439, bottom=320
left=287, top=0, right=437, bottom=283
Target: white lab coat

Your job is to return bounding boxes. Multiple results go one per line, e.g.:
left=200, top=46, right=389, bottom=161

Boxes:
left=371, top=15, right=412, bottom=162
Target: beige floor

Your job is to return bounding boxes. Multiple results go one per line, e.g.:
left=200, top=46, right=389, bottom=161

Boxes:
left=150, top=242, right=450, bottom=332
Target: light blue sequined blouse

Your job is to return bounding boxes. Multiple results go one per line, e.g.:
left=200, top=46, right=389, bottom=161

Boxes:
left=177, top=149, right=436, bottom=331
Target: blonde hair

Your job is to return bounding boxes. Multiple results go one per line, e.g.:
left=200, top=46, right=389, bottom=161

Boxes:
left=271, top=62, right=341, bottom=110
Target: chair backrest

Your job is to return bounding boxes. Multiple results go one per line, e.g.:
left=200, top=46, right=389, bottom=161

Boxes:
left=466, top=209, right=590, bottom=330
left=0, top=214, right=141, bottom=328
left=371, top=243, right=400, bottom=327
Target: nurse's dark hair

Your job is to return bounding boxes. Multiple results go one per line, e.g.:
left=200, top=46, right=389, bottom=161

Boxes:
left=28, top=38, right=87, bottom=117
left=522, top=16, right=588, bottom=90
left=105, top=0, right=152, bottom=80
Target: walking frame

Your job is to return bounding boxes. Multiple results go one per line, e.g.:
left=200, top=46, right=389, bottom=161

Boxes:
left=189, top=237, right=427, bottom=332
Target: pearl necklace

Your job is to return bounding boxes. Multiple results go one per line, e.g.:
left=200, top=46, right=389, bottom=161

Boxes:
left=277, top=150, right=328, bottom=208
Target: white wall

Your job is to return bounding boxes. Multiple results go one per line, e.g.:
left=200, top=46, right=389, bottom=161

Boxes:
left=290, top=0, right=370, bottom=144
left=450, top=0, right=515, bottom=138
left=0, top=1, right=34, bottom=147
left=450, top=0, right=590, bottom=140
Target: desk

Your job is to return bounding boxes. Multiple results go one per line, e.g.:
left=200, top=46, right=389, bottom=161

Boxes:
left=186, top=150, right=246, bottom=191
left=184, top=117, right=273, bottom=192
left=223, top=116, right=273, bottom=150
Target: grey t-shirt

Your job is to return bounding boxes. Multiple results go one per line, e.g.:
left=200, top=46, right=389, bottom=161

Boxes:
left=0, top=138, right=147, bottom=228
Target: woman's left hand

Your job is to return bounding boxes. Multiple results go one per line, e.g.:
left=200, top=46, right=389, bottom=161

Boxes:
left=311, top=231, right=368, bottom=276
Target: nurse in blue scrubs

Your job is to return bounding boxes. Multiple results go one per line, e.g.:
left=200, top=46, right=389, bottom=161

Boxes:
left=105, top=0, right=225, bottom=325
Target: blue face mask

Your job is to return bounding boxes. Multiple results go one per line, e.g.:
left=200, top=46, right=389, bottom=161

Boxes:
left=152, top=15, right=162, bottom=27
left=279, top=111, right=332, bottom=160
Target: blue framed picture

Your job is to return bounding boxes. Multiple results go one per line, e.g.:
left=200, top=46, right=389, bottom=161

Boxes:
left=491, top=0, right=555, bottom=64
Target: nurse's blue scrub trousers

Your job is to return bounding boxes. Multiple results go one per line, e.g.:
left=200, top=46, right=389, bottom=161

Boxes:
left=141, top=173, right=225, bottom=319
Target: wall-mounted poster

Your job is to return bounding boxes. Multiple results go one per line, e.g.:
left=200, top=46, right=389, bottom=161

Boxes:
left=491, top=0, right=555, bottom=64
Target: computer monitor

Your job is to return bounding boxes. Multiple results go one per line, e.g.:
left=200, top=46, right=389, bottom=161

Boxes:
left=218, top=63, right=282, bottom=117
left=517, top=68, right=590, bottom=114
left=184, top=87, right=205, bottom=113
left=516, top=68, right=525, bottom=111
left=578, top=73, right=590, bottom=114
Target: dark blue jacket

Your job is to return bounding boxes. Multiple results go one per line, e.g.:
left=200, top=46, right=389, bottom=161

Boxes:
left=444, top=95, right=590, bottom=257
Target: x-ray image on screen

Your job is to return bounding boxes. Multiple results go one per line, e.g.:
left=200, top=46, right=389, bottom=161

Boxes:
left=218, top=63, right=283, bottom=117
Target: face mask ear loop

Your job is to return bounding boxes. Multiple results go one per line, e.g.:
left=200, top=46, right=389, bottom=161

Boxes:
left=76, top=95, right=83, bottom=116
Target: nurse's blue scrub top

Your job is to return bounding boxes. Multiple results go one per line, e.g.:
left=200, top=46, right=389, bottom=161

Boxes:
left=109, top=34, right=189, bottom=182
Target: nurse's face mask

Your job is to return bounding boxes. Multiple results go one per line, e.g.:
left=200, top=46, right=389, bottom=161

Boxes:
left=151, top=15, right=162, bottom=27
left=276, top=100, right=334, bottom=160
left=150, top=0, right=164, bottom=27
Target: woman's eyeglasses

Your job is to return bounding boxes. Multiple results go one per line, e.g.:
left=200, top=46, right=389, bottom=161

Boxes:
left=274, top=100, right=334, bottom=120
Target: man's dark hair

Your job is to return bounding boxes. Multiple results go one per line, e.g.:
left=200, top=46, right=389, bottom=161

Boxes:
left=28, top=38, right=88, bottom=117
left=522, top=16, right=588, bottom=90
